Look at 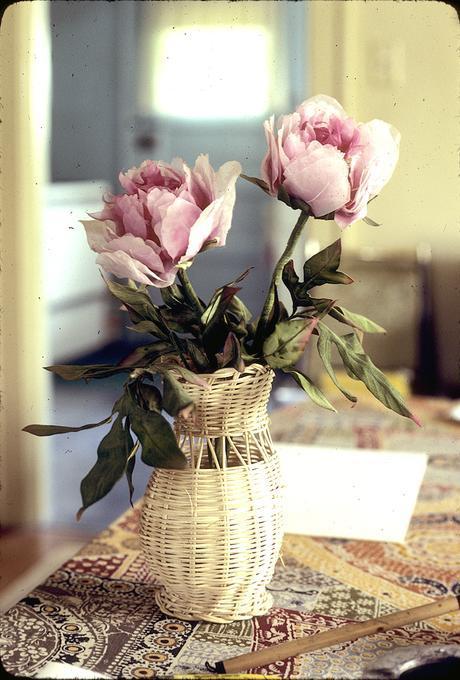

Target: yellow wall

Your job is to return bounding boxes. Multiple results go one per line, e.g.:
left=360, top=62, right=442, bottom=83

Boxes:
left=0, top=3, right=51, bottom=524
left=309, top=0, right=460, bottom=390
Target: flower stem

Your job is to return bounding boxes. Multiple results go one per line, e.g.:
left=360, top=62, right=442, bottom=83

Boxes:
left=256, top=209, right=310, bottom=341
left=178, top=268, right=204, bottom=316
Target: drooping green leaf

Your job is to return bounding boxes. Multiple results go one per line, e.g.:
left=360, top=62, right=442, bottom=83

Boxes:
left=284, top=369, right=337, bottom=412
left=240, top=173, right=270, bottom=194
left=44, top=364, right=134, bottom=381
left=263, top=318, right=318, bottom=369
left=329, top=306, right=386, bottom=334
left=77, top=415, right=134, bottom=519
left=135, top=383, right=162, bottom=412
left=319, top=323, right=420, bottom=424
left=316, top=326, right=358, bottom=403
left=23, top=414, right=113, bottom=437
left=162, top=372, right=194, bottom=417
left=129, top=406, right=187, bottom=469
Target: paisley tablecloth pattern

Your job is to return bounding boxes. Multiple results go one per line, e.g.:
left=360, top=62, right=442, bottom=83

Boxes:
left=1, top=398, right=459, bottom=678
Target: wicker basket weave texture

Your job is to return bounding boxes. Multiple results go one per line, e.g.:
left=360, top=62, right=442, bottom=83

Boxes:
left=139, top=364, right=285, bottom=622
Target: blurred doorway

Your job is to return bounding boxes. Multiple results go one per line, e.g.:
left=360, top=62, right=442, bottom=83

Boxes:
left=129, top=0, right=307, bottom=313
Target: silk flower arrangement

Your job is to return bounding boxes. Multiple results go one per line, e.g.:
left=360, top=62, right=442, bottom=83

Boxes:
left=25, top=95, right=418, bottom=519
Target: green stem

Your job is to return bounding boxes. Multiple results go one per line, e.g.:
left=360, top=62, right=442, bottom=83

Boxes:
left=178, top=268, right=204, bottom=316
left=256, top=210, right=310, bottom=341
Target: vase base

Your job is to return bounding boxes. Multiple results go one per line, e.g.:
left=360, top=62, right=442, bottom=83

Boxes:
left=154, top=586, right=274, bottom=623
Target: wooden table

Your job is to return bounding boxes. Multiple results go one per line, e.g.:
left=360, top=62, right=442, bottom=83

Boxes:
left=1, top=398, right=459, bottom=678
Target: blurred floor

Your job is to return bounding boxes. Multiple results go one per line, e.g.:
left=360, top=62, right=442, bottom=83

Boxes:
left=0, top=527, right=89, bottom=612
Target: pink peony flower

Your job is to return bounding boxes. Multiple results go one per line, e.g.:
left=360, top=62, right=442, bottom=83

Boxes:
left=82, top=155, right=242, bottom=287
left=261, top=94, right=400, bottom=228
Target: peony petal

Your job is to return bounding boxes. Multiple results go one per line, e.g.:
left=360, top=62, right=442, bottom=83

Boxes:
left=183, top=198, right=224, bottom=260
left=105, top=233, right=166, bottom=274
left=283, top=142, right=350, bottom=216
left=96, top=251, right=161, bottom=286
left=157, top=196, right=201, bottom=261
left=261, top=115, right=282, bottom=195
left=296, top=94, right=347, bottom=125
left=81, top=219, right=117, bottom=253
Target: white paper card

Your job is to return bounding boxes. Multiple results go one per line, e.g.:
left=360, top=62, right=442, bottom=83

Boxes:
left=276, top=443, right=428, bottom=543
left=34, top=661, right=111, bottom=679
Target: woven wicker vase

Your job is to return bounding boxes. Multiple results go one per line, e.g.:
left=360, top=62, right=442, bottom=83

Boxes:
left=139, top=364, right=284, bottom=623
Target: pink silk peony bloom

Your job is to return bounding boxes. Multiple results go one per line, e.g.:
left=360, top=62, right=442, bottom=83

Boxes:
left=82, top=155, right=241, bottom=287
left=261, top=94, right=400, bottom=228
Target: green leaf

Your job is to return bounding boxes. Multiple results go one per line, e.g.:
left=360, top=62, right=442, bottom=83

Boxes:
left=303, top=239, right=353, bottom=288
left=263, top=318, right=318, bottom=369
left=124, top=418, right=136, bottom=506
left=183, top=340, right=211, bottom=372
left=216, top=332, right=245, bottom=371
left=129, top=406, right=187, bottom=469
left=162, top=371, right=194, bottom=417
left=77, top=415, right=134, bottom=519
left=127, top=320, right=164, bottom=335
left=45, top=364, right=133, bottom=381
left=363, top=215, right=381, bottom=227
left=329, top=306, right=386, bottom=334
left=227, top=295, right=252, bottom=324
left=117, top=342, right=174, bottom=368
left=135, top=383, right=162, bottom=412
left=316, top=326, right=358, bottom=403
left=160, top=283, right=186, bottom=309
left=319, top=323, right=420, bottom=424
left=23, top=415, right=113, bottom=437
left=284, top=369, right=337, bottom=412
left=240, top=173, right=270, bottom=194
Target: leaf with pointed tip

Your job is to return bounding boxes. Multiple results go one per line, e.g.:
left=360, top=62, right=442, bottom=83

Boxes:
left=117, top=342, right=174, bottom=368
left=23, top=414, right=113, bottom=437
left=127, top=320, right=164, bottom=335
left=263, top=318, right=318, bottom=369
left=77, top=415, right=134, bottom=519
left=129, top=406, right=187, bottom=469
left=183, top=340, right=211, bottom=372
left=329, top=306, right=386, bottom=334
left=284, top=369, right=337, bottom=412
left=217, top=332, right=245, bottom=371
left=363, top=215, right=381, bottom=227
left=240, top=174, right=270, bottom=193
left=303, top=239, right=352, bottom=288
left=44, top=364, right=134, bottom=381
left=162, top=371, right=194, bottom=417
left=227, top=295, right=252, bottom=324
left=316, top=326, right=358, bottom=403
left=320, top=323, right=420, bottom=424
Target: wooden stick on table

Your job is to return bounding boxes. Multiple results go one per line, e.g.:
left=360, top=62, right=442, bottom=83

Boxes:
left=207, top=595, right=460, bottom=674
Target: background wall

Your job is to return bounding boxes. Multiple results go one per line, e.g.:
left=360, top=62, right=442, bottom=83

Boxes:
left=308, top=0, right=460, bottom=393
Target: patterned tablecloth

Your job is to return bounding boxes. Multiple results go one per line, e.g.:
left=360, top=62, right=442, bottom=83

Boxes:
left=2, top=398, right=460, bottom=679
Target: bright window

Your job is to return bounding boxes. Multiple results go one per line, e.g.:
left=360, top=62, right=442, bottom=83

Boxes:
left=153, top=26, right=271, bottom=119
